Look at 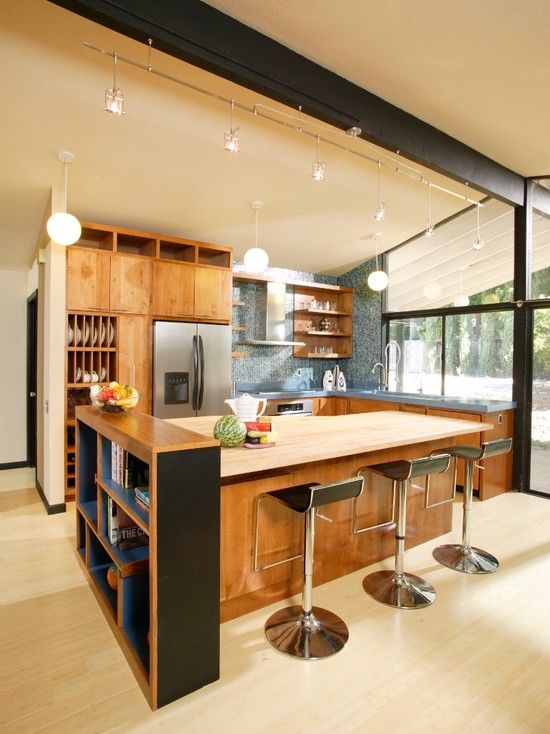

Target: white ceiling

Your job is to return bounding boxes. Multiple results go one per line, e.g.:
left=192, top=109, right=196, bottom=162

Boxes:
left=3, top=0, right=537, bottom=274
left=203, top=0, right=550, bottom=177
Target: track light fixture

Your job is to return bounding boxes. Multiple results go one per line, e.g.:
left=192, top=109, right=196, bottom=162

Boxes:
left=425, top=183, right=435, bottom=237
left=223, top=99, right=240, bottom=153
left=46, top=151, right=82, bottom=246
left=104, top=51, right=125, bottom=115
left=374, top=160, right=386, bottom=221
left=243, top=201, right=269, bottom=273
left=473, top=204, right=484, bottom=250
left=311, top=135, right=327, bottom=181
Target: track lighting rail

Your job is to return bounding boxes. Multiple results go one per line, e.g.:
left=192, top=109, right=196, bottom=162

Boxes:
left=83, top=40, right=482, bottom=208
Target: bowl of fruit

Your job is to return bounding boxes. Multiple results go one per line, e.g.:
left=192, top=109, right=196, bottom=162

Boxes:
left=90, top=382, right=139, bottom=413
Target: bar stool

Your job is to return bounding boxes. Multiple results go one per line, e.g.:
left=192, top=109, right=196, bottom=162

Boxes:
left=431, top=438, right=512, bottom=574
left=256, top=476, right=364, bottom=660
left=361, top=454, right=452, bottom=609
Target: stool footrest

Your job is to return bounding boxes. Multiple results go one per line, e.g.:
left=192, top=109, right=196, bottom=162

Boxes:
left=362, top=570, right=436, bottom=609
left=432, top=543, right=499, bottom=574
left=264, top=605, right=349, bottom=659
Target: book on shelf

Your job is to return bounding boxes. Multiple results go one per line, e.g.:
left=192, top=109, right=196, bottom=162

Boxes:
left=117, top=506, right=148, bottom=550
left=135, top=487, right=149, bottom=505
left=107, top=496, right=118, bottom=545
left=135, top=496, right=150, bottom=514
left=110, top=441, right=149, bottom=489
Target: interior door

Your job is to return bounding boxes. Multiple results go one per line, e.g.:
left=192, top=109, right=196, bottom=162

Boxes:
left=26, top=291, right=38, bottom=467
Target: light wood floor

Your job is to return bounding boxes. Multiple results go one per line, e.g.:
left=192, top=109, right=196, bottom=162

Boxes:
left=3, top=480, right=550, bottom=734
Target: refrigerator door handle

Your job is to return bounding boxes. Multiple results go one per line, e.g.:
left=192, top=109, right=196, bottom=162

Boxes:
left=198, top=335, right=205, bottom=410
left=192, top=334, right=199, bottom=411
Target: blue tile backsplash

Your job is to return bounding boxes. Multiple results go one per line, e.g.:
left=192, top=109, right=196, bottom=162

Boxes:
left=232, top=258, right=382, bottom=389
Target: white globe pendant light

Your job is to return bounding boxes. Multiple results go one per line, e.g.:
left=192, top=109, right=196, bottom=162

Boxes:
left=46, top=151, right=81, bottom=246
left=243, top=201, right=269, bottom=273
left=367, top=270, right=389, bottom=291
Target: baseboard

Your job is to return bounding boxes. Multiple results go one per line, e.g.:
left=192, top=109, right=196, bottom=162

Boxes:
left=35, top=478, right=66, bottom=515
left=0, top=460, right=28, bottom=470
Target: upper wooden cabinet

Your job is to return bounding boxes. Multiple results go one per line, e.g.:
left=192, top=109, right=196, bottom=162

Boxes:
left=195, top=266, right=232, bottom=320
left=66, top=248, right=111, bottom=312
left=152, top=261, right=194, bottom=318
left=110, top=253, right=152, bottom=314
left=66, top=223, right=233, bottom=323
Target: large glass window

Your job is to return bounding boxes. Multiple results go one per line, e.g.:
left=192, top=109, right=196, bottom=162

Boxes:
left=531, top=308, right=550, bottom=494
left=386, top=198, right=515, bottom=312
left=531, top=206, right=550, bottom=300
left=389, top=317, right=442, bottom=394
left=444, top=312, right=513, bottom=400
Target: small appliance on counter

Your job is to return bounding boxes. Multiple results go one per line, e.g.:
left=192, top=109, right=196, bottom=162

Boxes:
left=225, top=393, right=268, bottom=422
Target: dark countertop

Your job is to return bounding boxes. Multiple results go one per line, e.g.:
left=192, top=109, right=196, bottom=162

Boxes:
left=237, top=386, right=516, bottom=413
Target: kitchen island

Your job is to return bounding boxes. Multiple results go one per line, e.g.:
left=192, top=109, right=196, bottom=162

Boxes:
left=169, top=410, right=491, bottom=621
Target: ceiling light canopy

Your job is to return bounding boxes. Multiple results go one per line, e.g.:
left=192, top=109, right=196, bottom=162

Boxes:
left=243, top=201, right=269, bottom=273
left=46, top=150, right=81, bottom=246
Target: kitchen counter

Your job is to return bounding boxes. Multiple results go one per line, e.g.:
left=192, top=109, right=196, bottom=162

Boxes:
left=168, top=411, right=492, bottom=621
left=239, top=387, right=515, bottom=413
left=168, top=411, right=491, bottom=478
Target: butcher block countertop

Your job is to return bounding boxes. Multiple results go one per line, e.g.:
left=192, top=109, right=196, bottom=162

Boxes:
left=167, top=411, right=492, bottom=479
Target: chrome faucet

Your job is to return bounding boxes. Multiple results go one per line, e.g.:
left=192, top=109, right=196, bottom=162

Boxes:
left=384, top=340, right=402, bottom=391
left=372, top=341, right=402, bottom=391
left=371, top=362, right=385, bottom=390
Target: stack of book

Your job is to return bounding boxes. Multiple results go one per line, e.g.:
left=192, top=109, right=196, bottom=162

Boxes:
left=107, top=496, right=149, bottom=549
left=111, top=442, right=149, bottom=489
left=135, top=487, right=150, bottom=514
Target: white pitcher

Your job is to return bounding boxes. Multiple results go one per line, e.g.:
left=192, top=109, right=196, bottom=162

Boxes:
left=224, top=393, right=267, bottom=422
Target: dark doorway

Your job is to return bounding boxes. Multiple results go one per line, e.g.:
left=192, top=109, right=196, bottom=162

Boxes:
left=27, top=290, right=38, bottom=468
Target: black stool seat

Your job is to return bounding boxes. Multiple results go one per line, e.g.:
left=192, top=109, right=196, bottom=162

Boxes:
left=432, top=438, right=512, bottom=464
left=268, top=478, right=363, bottom=512
left=362, top=453, right=452, bottom=610
left=260, top=475, right=364, bottom=660
left=431, top=437, right=512, bottom=574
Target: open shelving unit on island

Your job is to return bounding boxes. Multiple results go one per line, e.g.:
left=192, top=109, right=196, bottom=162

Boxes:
left=75, top=406, right=221, bottom=709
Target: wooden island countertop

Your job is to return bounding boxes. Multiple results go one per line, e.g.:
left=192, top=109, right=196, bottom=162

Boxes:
left=167, top=410, right=492, bottom=479
left=167, top=410, right=493, bottom=621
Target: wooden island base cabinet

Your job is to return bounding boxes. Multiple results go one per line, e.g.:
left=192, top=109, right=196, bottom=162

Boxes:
left=170, top=411, right=492, bottom=622
left=75, top=407, right=221, bottom=710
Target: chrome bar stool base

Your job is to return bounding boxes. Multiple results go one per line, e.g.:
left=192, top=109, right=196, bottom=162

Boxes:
left=265, top=605, right=349, bottom=659
left=433, top=543, right=499, bottom=574
left=362, top=570, right=436, bottom=609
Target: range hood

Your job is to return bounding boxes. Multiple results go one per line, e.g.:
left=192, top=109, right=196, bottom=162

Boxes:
left=239, top=282, right=306, bottom=347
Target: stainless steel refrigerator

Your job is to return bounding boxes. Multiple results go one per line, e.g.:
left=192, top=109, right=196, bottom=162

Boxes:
left=153, top=321, right=232, bottom=418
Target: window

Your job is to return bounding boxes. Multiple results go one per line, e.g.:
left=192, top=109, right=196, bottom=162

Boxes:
left=386, top=198, right=515, bottom=312
left=389, top=317, right=442, bottom=394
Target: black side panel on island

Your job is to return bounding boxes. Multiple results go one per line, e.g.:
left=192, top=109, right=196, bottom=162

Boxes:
left=155, top=446, right=220, bottom=707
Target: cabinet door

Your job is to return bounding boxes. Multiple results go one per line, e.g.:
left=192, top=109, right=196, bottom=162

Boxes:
left=152, top=261, right=194, bottom=318
left=478, top=411, right=513, bottom=500
left=67, top=248, right=110, bottom=312
left=195, top=266, right=232, bottom=321
left=117, top=315, right=151, bottom=414
left=348, top=398, right=397, bottom=413
left=399, top=404, right=427, bottom=415
left=110, top=254, right=152, bottom=314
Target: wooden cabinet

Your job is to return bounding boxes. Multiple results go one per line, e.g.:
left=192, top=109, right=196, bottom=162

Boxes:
left=152, top=260, right=194, bottom=318
left=195, top=266, right=232, bottom=321
left=315, top=397, right=349, bottom=416
left=293, top=284, right=353, bottom=359
left=427, top=408, right=482, bottom=490
left=348, top=398, right=397, bottom=413
left=67, top=248, right=110, bottom=312
left=117, top=315, right=151, bottom=414
left=110, top=254, right=152, bottom=314
left=75, top=406, right=220, bottom=709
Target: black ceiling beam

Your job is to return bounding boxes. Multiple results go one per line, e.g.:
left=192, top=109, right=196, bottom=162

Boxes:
left=50, top=0, right=525, bottom=205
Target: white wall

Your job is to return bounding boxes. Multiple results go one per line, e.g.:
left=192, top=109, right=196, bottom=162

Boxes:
left=0, top=269, right=28, bottom=464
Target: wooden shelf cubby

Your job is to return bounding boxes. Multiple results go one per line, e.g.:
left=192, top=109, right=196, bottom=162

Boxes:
left=293, top=284, right=353, bottom=359
left=75, top=406, right=221, bottom=709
